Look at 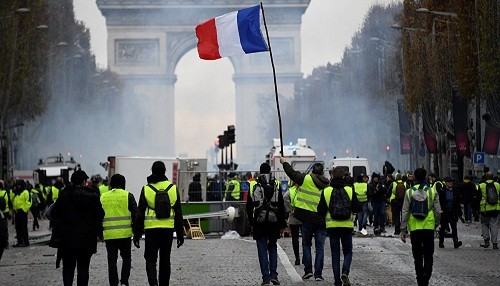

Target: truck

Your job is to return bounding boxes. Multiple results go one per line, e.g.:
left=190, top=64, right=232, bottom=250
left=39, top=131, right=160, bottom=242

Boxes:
left=328, top=157, right=370, bottom=179
left=266, top=138, right=320, bottom=182
left=34, top=154, right=80, bottom=185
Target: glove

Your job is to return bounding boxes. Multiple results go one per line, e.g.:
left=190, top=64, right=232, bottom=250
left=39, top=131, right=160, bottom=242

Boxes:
left=177, top=236, right=184, bottom=248
left=133, top=237, right=140, bottom=249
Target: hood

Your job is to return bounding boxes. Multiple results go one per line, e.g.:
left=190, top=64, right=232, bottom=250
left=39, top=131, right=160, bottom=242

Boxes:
left=310, top=173, right=330, bottom=189
left=66, top=185, right=98, bottom=209
left=330, top=178, right=347, bottom=189
left=147, top=174, right=168, bottom=184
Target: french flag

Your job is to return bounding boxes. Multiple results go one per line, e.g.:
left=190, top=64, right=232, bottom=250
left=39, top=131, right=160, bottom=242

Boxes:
left=195, top=5, right=269, bottom=60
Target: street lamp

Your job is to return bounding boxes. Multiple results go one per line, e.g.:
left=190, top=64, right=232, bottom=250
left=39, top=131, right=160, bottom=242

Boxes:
left=416, top=8, right=458, bottom=18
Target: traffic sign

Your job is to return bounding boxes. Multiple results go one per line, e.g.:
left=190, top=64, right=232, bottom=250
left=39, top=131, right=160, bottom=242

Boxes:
left=473, top=152, right=485, bottom=165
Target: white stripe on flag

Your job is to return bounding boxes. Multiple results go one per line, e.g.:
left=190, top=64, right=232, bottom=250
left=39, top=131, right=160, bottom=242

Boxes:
left=215, top=11, right=244, bottom=57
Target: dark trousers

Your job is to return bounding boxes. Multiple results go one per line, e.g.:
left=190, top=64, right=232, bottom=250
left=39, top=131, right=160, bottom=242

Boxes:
left=0, top=217, right=8, bottom=260
left=391, top=201, right=403, bottom=234
left=31, top=207, right=40, bottom=230
left=14, top=210, right=29, bottom=245
left=290, top=224, right=301, bottom=260
left=62, top=249, right=93, bottom=286
left=144, top=228, right=174, bottom=286
left=439, top=213, right=458, bottom=244
left=410, top=230, right=435, bottom=286
left=105, top=238, right=132, bottom=286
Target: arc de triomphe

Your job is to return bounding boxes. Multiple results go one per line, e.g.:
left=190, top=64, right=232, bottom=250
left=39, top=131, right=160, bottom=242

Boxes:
left=97, top=0, right=310, bottom=168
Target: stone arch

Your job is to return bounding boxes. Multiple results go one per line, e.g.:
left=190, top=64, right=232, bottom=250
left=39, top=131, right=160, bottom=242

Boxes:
left=97, top=0, right=310, bottom=168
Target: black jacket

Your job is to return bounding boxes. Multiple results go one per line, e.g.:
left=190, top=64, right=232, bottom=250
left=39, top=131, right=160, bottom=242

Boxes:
left=246, top=176, right=286, bottom=240
left=51, top=185, right=104, bottom=254
left=438, top=186, right=463, bottom=220
left=282, top=162, right=330, bottom=226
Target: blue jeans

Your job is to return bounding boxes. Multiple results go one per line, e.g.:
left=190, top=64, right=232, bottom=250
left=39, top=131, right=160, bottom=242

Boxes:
left=357, top=202, right=368, bottom=230
left=328, top=228, right=353, bottom=286
left=256, top=236, right=278, bottom=283
left=372, top=201, right=386, bottom=230
left=301, top=221, right=326, bottom=278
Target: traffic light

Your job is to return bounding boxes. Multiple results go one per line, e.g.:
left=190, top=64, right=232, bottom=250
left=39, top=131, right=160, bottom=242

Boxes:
left=227, top=125, right=236, bottom=144
left=217, top=134, right=228, bottom=149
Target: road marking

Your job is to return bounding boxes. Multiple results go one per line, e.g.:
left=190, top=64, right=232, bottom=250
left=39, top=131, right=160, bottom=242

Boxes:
left=276, top=243, right=303, bottom=283
left=241, top=238, right=303, bottom=283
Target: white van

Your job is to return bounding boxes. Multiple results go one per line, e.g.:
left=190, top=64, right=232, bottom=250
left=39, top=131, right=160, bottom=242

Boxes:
left=328, top=157, right=370, bottom=179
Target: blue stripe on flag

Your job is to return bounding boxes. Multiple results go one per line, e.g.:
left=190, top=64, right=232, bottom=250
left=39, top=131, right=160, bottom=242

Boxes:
left=236, top=5, right=268, bottom=54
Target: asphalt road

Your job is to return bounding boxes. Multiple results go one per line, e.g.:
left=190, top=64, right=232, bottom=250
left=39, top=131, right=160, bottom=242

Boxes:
left=0, top=217, right=499, bottom=285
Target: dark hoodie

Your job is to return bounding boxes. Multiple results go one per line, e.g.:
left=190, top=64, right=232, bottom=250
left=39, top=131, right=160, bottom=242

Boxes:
left=282, top=162, right=330, bottom=226
left=50, top=185, right=104, bottom=254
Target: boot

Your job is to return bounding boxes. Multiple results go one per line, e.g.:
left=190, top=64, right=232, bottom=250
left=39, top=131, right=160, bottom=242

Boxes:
left=453, top=237, right=462, bottom=249
left=493, top=243, right=498, bottom=250
left=480, top=239, right=490, bottom=248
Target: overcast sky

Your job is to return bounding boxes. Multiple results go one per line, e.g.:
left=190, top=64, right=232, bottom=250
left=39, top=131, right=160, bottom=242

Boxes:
left=73, top=0, right=399, bottom=159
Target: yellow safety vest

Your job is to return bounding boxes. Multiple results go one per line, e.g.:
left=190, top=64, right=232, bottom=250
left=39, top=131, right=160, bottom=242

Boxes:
left=226, top=179, right=241, bottom=200
left=51, top=186, right=60, bottom=202
left=353, top=182, right=368, bottom=203
left=407, top=184, right=436, bottom=232
left=294, top=175, right=322, bottom=212
left=0, top=189, right=9, bottom=213
left=101, top=188, right=133, bottom=240
left=324, top=186, right=354, bottom=228
left=249, top=180, right=257, bottom=196
left=143, top=181, right=177, bottom=229
left=12, top=189, right=32, bottom=213
left=479, top=180, right=500, bottom=212
left=99, top=185, right=110, bottom=196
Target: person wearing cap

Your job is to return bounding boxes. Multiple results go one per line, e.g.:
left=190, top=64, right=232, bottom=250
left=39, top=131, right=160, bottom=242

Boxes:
left=246, top=163, right=286, bottom=286
left=134, top=161, right=184, bottom=286
left=101, top=174, right=138, bottom=286
left=437, top=177, right=463, bottom=249
left=50, top=170, right=105, bottom=286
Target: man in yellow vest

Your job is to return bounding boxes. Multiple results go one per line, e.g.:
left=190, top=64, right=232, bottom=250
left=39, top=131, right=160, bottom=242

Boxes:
left=101, top=174, right=138, bottom=286
left=280, top=158, right=330, bottom=281
left=400, top=168, right=441, bottom=286
left=317, top=167, right=361, bottom=286
left=353, top=175, right=368, bottom=233
left=11, top=180, right=32, bottom=247
left=389, top=174, right=409, bottom=235
left=99, top=178, right=110, bottom=196
left=0, top=180, right=10, bottom=260
left=134, top=161, right=184, bottom=286
left=478, top=172, right=500, bottom=249
left=225, top=172, right=241, bottom=201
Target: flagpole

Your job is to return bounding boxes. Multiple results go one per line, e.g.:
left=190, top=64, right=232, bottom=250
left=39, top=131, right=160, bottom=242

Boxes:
left=260, top=2, right=284, bottom=157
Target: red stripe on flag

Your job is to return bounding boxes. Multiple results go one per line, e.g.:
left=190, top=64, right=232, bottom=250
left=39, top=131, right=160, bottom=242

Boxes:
left=195, top=18, right=221, bottom=60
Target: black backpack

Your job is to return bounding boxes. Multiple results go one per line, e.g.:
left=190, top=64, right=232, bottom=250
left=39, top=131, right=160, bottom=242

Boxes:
left=148, top=184, right=174, bottom=219
left=329, top=187, right=352, bottom=220
left=409, top=186, right=430, bottom=220
left=485, top=182, right=498, bottom=205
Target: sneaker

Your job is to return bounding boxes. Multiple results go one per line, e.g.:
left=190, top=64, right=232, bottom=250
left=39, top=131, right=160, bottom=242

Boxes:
left=270, top=278, right=280, bottom=285
left=493, top=243, right=499, bottom=250
left=302, top=272, right=313, bottom=280
left=454, top=241, right=462, bottom=249
left=261, top=281, right=272, bottom=286
left=315, top=276, right=324, bottom=281
left=341, top=274, right=351, bottom=286
left=480, top=240, right=490, bottom=248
